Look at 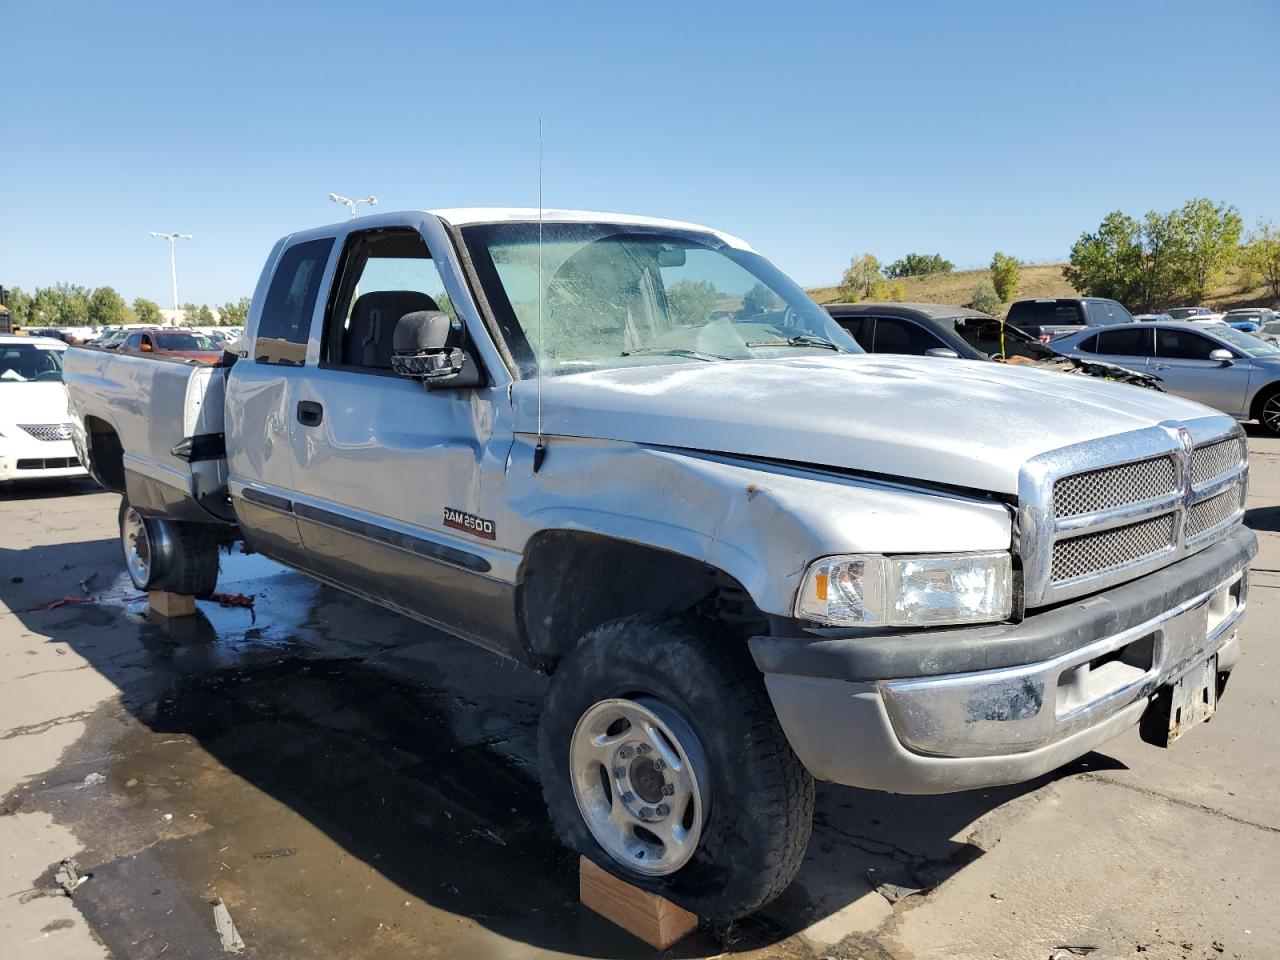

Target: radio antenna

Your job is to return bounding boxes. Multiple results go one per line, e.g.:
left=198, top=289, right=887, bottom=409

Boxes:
left=533, top=116, right=547, bottom=473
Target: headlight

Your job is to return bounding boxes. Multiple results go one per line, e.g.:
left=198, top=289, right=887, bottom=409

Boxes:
left=795, top=552, right=1012, bottom=627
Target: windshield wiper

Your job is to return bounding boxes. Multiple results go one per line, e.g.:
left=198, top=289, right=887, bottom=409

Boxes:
left=744, top=334, right=847, bottom=352
left=620, top=347, right=733, bottom=362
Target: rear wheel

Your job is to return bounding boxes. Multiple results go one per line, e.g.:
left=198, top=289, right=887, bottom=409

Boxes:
left=538, top=614, right=814, bottom=920
left=118, top=497, right=219, bottom=597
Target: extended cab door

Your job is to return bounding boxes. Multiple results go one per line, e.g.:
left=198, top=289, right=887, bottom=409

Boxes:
left=225, top=234, right=337, bottom=570
left=283, top=220, right=520, bottom=653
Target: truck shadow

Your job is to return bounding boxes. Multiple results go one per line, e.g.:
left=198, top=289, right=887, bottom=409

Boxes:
left=0, top=533, right=1126, bottom=958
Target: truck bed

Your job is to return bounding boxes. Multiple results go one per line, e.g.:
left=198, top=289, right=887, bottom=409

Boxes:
left=64, top=347, right=233, bottom=524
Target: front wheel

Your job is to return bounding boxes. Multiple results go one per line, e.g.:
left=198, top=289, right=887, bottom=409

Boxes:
left=118, top=497, right=220, bottom=597
left=1258, top=389, right=1280, bottom=437
left=537, top=615, right=814, bottom=920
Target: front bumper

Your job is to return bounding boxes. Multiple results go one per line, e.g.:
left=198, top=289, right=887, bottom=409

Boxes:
left=751, top=526, right=1256, bottom=794
left=0, top=436, right=86, bottom=483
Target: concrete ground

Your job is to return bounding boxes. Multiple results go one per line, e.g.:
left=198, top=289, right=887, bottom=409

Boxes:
left=1, top=431, right=1277, bottom=960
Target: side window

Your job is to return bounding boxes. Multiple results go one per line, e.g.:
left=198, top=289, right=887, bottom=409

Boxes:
left=1086, top=302, right=1111, bottom=324
left=835, top=315, right=870, bottom=349
left=1156, top=329, right=1219, bottom=360
left=872, top=316, right=945, bottom=355
left=124, top=334, right=140, bottom=349
left=1076, top=334, right=1099, bottom=353
left=255, top=238, right=334, bottom=366
left=321, top=228, right=454, bottom=371
left=1095, top=328, right=1152, bottom=356
left=1054, top=303, right=1085, bottom=326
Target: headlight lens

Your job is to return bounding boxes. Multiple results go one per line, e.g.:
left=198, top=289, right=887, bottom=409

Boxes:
left=795, top=552, right=1012, bottom=627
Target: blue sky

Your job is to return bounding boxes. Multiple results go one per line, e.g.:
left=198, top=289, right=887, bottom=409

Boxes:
left=3, top=0, right=1278, bottom=306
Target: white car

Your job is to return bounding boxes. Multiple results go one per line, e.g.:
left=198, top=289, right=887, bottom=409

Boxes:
left=0, top=335, right=88, bottom=485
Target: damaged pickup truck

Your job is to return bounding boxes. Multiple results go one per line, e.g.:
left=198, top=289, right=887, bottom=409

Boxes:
left=64, top=209, right=1255, bottom=920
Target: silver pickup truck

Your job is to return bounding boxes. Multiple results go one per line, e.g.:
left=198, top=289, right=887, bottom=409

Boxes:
left=64, top=208, right=1256, bottom=920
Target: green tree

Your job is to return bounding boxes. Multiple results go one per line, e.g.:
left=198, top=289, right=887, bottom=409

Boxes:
left=133, top=297, right=164, bottom=324
left=990, top=252, right=1021, bottom=302
left=30, top=283, right=90, bottom=326
left=841, top=253, right=882, bottom=300
left=867, top=277, right=890, bottom=301
left=1063, top=211, right=1144, bottom=305
left=665, top=279, right=719, bottom=325
left=1241, top=220, right=1280, bottom=301
left=885, top=253, right=954, bottom=278
left=182, top=302, right=215, bottom=325
left=3, top=286, right=33, bottom=326
left=87, top=286, right=129, bottom=326
left=739, top=282, right=783, bottom=317
left=888, top=281, right=907, bottom=302
left=1176, top=198, right=1242, bottom=303
left=968, top=278, right=1002, bottom=316
left=217, top=297, right=251, bottom=326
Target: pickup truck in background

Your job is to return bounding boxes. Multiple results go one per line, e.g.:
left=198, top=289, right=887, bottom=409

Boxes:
left=1006, top=296, right=1136, bottom=342
left=64, top=209, right=1256, bottom=920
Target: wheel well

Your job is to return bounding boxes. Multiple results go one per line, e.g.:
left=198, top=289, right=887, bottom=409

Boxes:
left=517, top=531, right=765, bottom=670
left=85, top=417, right=126, bottom=492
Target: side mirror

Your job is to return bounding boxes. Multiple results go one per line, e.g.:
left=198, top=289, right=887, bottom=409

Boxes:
left=924, top=347, right=960, bottom=359
left=391, top=310, right=481, bottom=387
left=1209, top=348, right=1234, bottom=363
left=139, top=342, right=153, bottom=352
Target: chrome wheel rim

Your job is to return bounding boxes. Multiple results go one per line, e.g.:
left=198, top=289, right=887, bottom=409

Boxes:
left=569, top=696, right=708, bottom=877
left=122, top=507, right=152, bottom=588
left=1264, top=396, right=1280, bottom=434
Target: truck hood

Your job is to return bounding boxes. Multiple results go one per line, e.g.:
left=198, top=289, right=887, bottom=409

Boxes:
left=510, top=354, right=1217, bottom=495
left=0, top=381, right=72, bottom=429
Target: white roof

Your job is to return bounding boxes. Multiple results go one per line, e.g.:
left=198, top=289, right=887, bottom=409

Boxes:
left=0, top=333, right=65, bottom=347
left=427, top=207, right=754, bottom=251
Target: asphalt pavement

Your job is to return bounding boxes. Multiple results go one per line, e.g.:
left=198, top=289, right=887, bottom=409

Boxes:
left=1, top=430, right=1277, bottom=960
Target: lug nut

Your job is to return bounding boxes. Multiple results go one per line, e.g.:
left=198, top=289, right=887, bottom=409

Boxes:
left=613, top=767, right=625, bottom=778
left=640, top=807, right=653, bottom=819
left=635, top=743, right=649, bottom=754
left=661, top=783, right=675, bottom=796
left=656, top=803, right=670, bottom=816
left=618, top=746, right=632, bottom=759
left=652, top=759, right=665, bottom=771
left=621, top=792, right=634, bottom=803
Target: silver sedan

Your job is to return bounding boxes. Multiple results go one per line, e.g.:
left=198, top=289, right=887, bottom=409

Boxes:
left=1052, top=321, right=1280, bottom=435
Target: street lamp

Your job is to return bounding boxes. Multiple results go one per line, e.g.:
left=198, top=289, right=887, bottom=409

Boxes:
left=149, top=231, right=192, bottom=316
left=329, top=193, right=378, bottom=219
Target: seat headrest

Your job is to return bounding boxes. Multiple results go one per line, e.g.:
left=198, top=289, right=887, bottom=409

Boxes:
left=344, top=290, right=440, bottom=368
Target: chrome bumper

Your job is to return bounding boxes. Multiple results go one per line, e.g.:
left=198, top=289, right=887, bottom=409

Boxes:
left=878, top=570, right=1245, bottom=759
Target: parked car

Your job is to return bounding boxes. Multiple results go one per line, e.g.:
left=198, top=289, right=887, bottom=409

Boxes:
left=1005, top=296, right=1135, bottom=342
left=1219, top=308, right=1275, bottom=333
left=0, top=335, right=87, bottom=485
left=63, top=208, right=1254, bottom=920
left=115, top=328, right=223, bottom=363
left=1052, top=320, right=1280, bottom=433
left=1167, top=307, right=1216, bottom=320
left=93, top=328, right=131, bottom=349
left=824, top=302, right=1160, bottom=387
left=1135, top=312, right=1174, bottom=323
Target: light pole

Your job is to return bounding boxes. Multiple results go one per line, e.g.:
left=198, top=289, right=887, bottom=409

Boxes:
left=329, top=193, right=377, bottom=219
left=149, top=231, right=192, bottom=316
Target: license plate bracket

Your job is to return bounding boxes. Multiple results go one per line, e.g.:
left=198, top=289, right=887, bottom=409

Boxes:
left=1166, top=655, right=1218, bottom=745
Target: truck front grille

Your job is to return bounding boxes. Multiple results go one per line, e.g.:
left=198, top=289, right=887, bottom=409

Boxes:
left=1191, top=436, right=1246, bottom=487
left=1186, top=483, right=1246, bottom=541
left=1051, top=513, right=1177, bottom=582
left=1053, top=455, right=1177, bottom=518
left=19, top=423, right=74, bottom=442
left=16, top=457, right=80, bottom=470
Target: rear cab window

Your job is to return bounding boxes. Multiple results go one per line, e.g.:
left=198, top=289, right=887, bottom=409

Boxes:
left=255, top=238, right=335, bottom=366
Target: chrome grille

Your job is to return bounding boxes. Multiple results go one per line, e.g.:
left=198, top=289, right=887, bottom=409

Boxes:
left=1052, top=455, right=1177, bottom=519
left=1191, top=436, right=1245, bottom=487
left=1186, top=483, right=1245, bottom=540
left=1051, top=514, right=1177, bottom=583
left=18, top=423, right=73, bottom=442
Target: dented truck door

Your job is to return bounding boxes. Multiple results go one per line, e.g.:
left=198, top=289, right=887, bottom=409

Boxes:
left=281, top=216, right=522, bottom=655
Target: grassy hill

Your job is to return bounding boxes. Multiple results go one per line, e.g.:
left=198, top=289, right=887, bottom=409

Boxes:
left=807, top=263, right=1275, bottom=316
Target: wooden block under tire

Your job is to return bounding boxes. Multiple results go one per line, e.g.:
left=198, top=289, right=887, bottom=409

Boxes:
left=148, top=591, right=197, bottom=619
left=579, top=855, right=698, bottom=949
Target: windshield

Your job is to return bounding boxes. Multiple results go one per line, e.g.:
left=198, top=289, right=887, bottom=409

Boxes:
left=1207, top=325, right=1280, bottom=357
left=461, top=222, right=861, bottom=376
left=0, top=343, right=65, bottom=382
left=156, top=333, right=216, bottom=351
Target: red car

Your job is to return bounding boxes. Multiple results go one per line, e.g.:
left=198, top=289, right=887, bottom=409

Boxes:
left=116, top=329, right=223, bottom=363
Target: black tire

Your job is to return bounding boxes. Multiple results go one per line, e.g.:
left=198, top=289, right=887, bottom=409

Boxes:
left=1255, top=387, right=1280, bottom=437
left=118, top=497, right=220, bottom=597
left=537, top=614, right=814, bottom=920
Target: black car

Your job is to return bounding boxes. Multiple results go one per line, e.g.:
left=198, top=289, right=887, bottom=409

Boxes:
left=825, top=302, right=1052, bottom=361
left=1005, top=297, right=1135, bottom=342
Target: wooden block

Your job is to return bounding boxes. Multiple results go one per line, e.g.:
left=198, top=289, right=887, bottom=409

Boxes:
left=149, top=591, right=196, bottom=619
left=579, top=856, right=698, bottom=949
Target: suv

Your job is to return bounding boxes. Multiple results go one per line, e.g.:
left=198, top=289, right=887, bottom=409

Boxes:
left=1006, top=297, right=1134, bottom=342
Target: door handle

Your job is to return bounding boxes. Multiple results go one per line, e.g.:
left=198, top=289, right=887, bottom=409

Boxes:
left=296, top=400, right=323, bottom=427
left=1152, top=363, right=1170, bottom=370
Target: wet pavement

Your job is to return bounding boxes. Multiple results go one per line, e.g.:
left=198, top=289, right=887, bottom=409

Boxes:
left=3, top=437, right=1280, bottom=959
